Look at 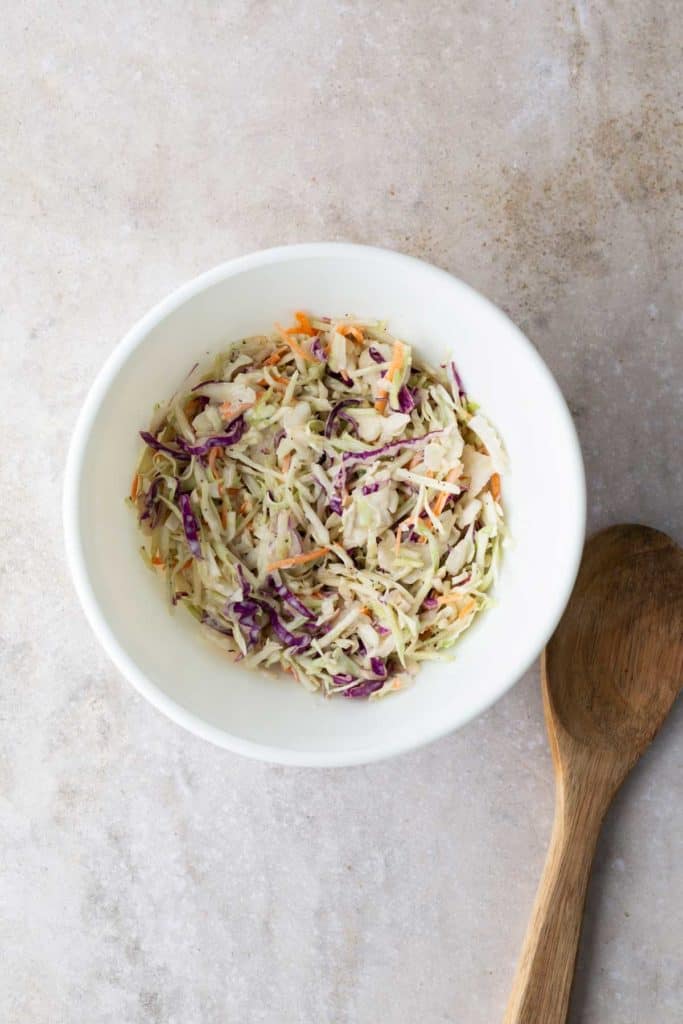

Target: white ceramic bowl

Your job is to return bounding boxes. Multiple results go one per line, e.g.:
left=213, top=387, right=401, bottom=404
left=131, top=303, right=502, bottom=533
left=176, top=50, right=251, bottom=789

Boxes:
left=63, top=243, right=585, bottom=766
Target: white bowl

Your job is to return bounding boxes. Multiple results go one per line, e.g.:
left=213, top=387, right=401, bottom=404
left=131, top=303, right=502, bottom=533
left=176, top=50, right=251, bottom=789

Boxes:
left=63, top=243, right=585, bottom=766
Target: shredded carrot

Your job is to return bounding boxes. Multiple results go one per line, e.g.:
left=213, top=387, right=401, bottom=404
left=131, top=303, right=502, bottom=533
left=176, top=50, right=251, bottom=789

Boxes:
left=239, top=499, right=250, bottom=515
left=359, top=606, right=371, bottom=616
left=375, top=340, right=405, bottom=413
left=271, top=374, right=289, bottom=386
left=266, top=547, right=330, bottom=573
left=219, top=508, right=227, bottom=529
left=459, top=598, right=476, bottom=619
left=281, top=452, right=292, bottom=473
left=337, top=323, right=364, bottom=344
left=408, top=453, right=422, bottom=470
left=130, top=473, right=140, bottom=500
left=179, top=557, right=193, bottom=572
left=435, top=593, right=461, bottom=607
left=208, top=446, right=221, bottom=475
left=219, top=400, right=254, bottom=422
left=285, top=311, right=315, bottom=336
left=151, top=554, right=165, bottom=567
left=276, top=324, right=317, bottom=362
left=263, top=346, right=288, bottom=366
left=431, top=467, right=462, bottom=519
left=491, top=472, right=501, bottom=502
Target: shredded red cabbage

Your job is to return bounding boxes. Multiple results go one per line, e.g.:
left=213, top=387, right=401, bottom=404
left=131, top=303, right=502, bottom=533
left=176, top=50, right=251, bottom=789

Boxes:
left=236, top=563, right=251, bottom=598
left=324, top=399, right=361, bottom=439
left=370, top=657, right=387, bottom=678
left=326, top=370, right=354, bottom=388
left=139, top=431, right=191, bottom=461
left=178, top=493, right=202, bottom=558
left=361, top=480, right=386, bottom=495
left=395, top=385, right=416, bottom=413
left=344, top=678, right=385, bottom=698
left=448, top=361, right=467, bottom=399
left=342, top=429, right=443, bottom=464
left=311, top=337, right=326, bottom=362
left=139, top=477, right=162, bottom=527
left=177, top=416, right=247, bottom=455
left=232, top=599, right=264, bottom=647
left=254, top=600, right=312, bottom=652
left=269, top=579, right=315, bottom=620
left=332, top=672, right=356, bottom=685
left=368, top=346, right=385, bottom=364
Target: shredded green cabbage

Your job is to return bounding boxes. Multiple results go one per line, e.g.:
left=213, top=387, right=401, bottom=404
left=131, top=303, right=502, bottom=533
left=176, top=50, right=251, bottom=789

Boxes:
left=128, top=313, right=506, bottom=699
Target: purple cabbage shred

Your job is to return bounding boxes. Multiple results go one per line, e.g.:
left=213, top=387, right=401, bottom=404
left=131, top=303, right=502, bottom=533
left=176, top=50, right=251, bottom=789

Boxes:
left=324, top=399, right=361, bottom=439
left=269, top=579, right=315, bottom=620
left=178, top=493, right=203, bottom=558
left=311, top=336, right=326, bottom=362
left=253, top=600, right=311, bottom=652
left=396, top=385, right=416, bottom=413
left=342, top=429, right=443, bottom=464
left=332, top=673, right=356, bottom=685
left=370, top=657, right=387, bottom=679
left=344, top=678, right=385, bottom=699
left=449, top=361, right=467, bottom=400
left=139, top=431, right=191, bottom=461
left=177, top=415, right=247, bottom=456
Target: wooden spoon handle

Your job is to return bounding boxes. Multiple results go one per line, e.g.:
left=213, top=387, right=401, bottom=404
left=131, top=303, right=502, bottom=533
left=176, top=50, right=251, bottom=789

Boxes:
left=503, top=784, right=606, bottom=1024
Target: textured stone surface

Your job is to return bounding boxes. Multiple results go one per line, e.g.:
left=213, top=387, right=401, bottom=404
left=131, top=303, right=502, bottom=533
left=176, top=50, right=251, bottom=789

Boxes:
left=1, top=2, right=681, bottom=1022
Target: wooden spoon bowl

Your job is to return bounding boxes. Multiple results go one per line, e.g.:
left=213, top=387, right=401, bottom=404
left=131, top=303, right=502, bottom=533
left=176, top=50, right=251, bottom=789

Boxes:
left=504, top=524, right=682, bottom=1024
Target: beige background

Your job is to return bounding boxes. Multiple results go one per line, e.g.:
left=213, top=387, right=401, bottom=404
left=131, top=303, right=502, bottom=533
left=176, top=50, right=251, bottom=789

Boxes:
left=2, top=2, right=681, bottom=1022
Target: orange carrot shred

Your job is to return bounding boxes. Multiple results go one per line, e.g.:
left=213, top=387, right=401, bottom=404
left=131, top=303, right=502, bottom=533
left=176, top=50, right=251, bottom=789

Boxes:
left=430, top=467, right=461, bottom=519
left=491, top=472, right=501, bottom=501
left=219, top=400, right=254, bottom=422
left=130, top=474, right=140, bottom=500
left=263, top=346, right=288, bottom=366
left=285, top=311, right=315, bottom=336
left=375, top=340, right=405, bottom=415
left=208, top=446, right=221, bottom=475
left=151, top=554, right=165, bottom=567
left=266, top=547, right=329, bottom=573
left=276, top=324, right=317, bottom=362
left=337, top=323, right=364, bottom=343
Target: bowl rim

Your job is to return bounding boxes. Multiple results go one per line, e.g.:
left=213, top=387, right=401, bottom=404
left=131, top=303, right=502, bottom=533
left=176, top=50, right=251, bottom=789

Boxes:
left=63, top=242, right=586, bottom=766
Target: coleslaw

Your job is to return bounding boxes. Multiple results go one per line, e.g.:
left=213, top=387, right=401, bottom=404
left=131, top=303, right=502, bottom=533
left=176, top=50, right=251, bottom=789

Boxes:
left=128, top=311, right=506, bottom=698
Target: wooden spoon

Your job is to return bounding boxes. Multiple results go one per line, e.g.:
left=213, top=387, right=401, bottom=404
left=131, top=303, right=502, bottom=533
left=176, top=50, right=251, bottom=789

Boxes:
left=504, top=524, right=683, bottom=1024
